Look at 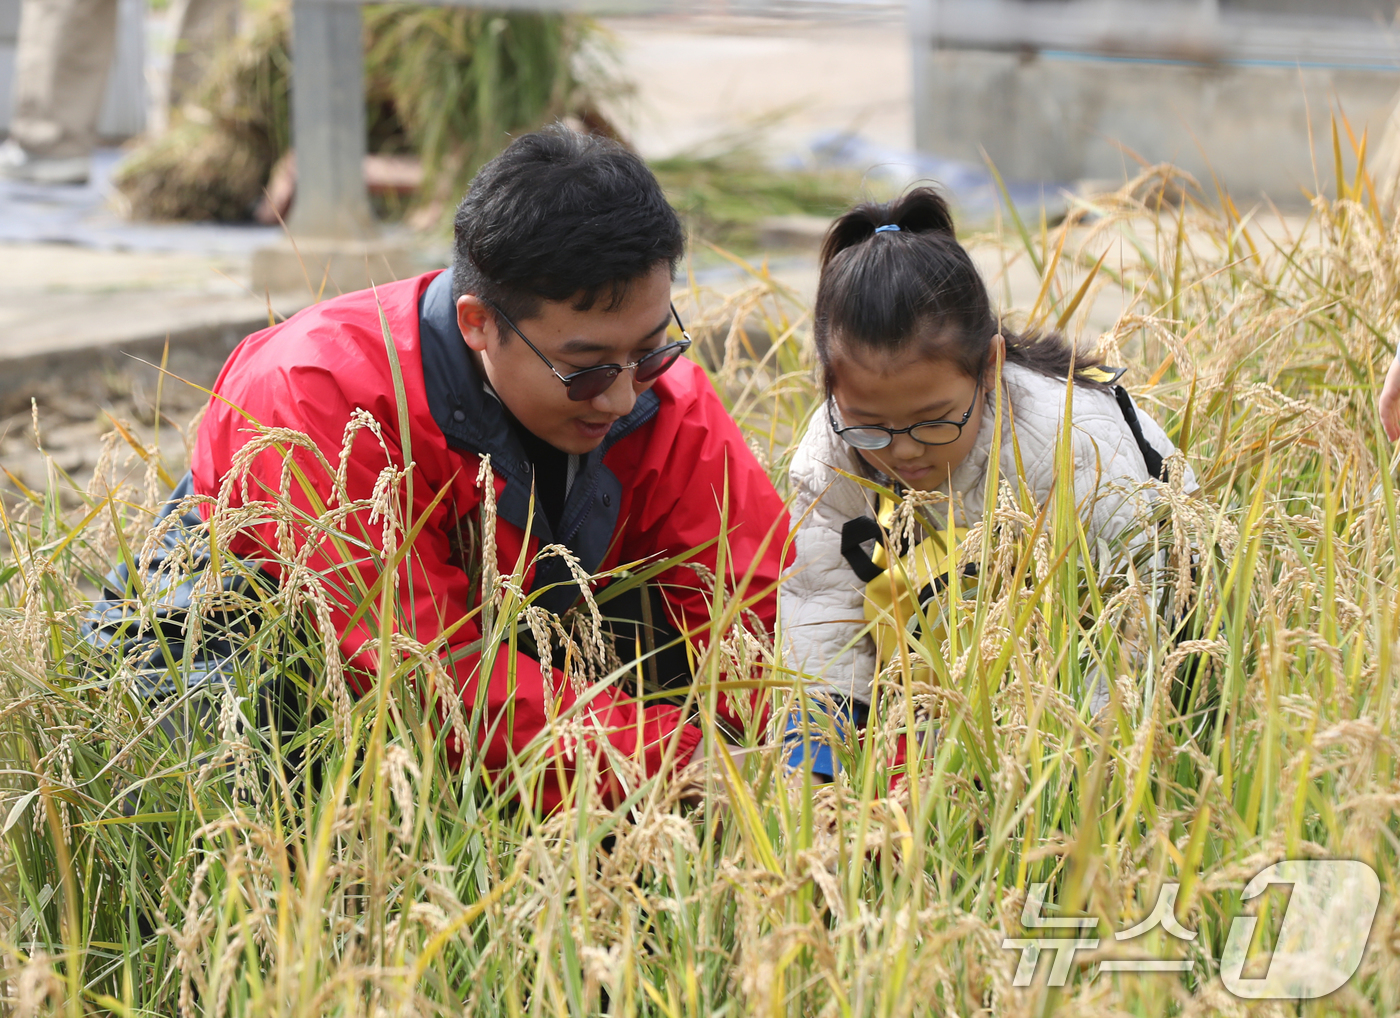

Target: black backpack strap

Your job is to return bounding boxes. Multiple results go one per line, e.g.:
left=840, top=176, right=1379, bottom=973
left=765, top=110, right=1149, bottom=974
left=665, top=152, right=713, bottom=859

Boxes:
left=915, top=562, right=979, bottom=606
left=1112, top=385, right=1167, bottom=482
left=841, top=516, right=886, bottom=582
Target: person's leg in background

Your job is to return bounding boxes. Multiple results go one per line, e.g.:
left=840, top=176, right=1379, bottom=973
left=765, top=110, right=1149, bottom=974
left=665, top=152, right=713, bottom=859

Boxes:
left=1, top=0, right=118, bottom=183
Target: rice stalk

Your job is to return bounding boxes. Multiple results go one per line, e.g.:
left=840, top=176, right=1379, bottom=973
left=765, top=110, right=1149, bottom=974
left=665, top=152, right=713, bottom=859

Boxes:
left=5, top=123, right=1400, bottom=1015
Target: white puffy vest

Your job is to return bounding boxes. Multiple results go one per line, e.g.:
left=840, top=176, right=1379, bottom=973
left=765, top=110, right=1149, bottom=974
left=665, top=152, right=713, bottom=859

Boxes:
left=780, top=360, right=1197, bottom=701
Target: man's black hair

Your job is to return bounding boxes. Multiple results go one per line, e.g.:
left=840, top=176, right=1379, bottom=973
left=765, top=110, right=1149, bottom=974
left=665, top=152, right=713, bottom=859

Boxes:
left=452, top=126, right=685, bottom=328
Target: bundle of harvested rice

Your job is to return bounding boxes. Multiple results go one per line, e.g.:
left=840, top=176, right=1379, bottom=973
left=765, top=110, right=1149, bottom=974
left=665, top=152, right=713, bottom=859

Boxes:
left=114, top=1, right=616, bottom=223
left=113, top=1, right=290, bottom=221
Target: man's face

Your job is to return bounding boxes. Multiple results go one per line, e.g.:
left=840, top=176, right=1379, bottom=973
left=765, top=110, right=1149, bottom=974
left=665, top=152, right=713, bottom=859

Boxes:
left=456, top=264, right=676, bottom=455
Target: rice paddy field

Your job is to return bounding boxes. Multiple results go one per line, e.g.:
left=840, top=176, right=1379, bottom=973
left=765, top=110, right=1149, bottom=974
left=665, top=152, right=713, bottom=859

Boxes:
left=4, top=143, right=1400, bottom=1016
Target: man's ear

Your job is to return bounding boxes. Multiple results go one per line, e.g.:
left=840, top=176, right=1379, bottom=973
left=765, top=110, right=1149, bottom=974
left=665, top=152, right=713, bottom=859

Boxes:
left=456, top=294, right=494, bottom=354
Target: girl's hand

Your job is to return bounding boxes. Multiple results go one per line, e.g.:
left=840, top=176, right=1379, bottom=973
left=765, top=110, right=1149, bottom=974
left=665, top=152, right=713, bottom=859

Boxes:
left=1380, top=354, right=1400, bottom=442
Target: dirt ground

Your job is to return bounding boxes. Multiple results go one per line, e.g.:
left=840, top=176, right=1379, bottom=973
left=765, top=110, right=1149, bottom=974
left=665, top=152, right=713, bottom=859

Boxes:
left=0, top=347, right=217, bottom=513
left=0, top=227, right=1102, bottom=516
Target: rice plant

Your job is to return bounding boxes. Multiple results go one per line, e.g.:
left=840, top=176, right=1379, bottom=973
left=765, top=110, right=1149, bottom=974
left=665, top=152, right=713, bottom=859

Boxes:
left=6, top=135, right=1400, bottom=1016
left=363, top=4, right=625, bottom=206
left=651, top=132, right=873, bottom=251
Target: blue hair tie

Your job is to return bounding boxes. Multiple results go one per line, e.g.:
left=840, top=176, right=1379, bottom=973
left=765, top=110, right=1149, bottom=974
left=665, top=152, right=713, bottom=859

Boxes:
left=874, top=224, right=901, bottom=234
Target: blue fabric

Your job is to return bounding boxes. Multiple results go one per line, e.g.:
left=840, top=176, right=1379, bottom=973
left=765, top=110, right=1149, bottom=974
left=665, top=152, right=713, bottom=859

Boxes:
left=783, top=697, right=869, bottom=782
left=82, top=471, right=276, bottom=699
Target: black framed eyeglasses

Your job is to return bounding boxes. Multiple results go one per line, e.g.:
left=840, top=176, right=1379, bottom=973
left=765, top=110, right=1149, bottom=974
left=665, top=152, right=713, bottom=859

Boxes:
left=828, top=387, right=980, bottom=450
left=483, top=299, right=693, bottom=402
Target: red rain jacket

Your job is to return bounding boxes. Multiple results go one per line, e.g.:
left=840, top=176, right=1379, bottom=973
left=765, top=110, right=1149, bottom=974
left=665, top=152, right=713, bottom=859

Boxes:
left=190, top=270, right=790, bottom=810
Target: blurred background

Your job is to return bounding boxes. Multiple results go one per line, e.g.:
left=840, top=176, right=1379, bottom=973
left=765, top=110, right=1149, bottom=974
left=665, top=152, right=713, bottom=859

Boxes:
left=2, top=0, right=1399, bottom=493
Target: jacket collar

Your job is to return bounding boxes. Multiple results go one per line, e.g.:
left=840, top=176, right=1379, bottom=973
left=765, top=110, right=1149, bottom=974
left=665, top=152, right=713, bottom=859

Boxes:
left=419, top=270, right=533, bottom=491
left=417, top=269, right=660, bottom=611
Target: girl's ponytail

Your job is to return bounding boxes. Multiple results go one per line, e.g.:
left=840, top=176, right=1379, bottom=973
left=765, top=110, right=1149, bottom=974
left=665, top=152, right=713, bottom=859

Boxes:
left=819, top=188, right=956, bottom=270
left=815, top=185, right=1105, bottom=388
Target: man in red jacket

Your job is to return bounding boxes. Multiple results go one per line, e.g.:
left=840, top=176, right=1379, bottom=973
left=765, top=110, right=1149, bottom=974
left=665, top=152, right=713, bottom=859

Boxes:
left=89, top=127, right=790, bottom=811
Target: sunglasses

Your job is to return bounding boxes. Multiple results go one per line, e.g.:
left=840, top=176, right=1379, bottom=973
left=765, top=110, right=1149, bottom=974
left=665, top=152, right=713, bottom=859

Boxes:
left=484, top=300, right=693, bottom=402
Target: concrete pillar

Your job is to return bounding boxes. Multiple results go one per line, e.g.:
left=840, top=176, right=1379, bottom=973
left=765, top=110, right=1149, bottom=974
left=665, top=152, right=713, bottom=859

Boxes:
left=288, top=0, right=372, bottom=239
left=253, top=0, right=413, bottom=296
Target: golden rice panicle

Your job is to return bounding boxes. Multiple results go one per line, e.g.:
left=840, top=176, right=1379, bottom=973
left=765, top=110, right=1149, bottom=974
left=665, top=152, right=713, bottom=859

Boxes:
left=7, top=137, right=1400, bottom=1013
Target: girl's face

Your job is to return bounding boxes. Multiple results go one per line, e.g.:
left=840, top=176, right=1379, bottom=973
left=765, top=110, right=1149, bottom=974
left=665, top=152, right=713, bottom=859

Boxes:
left=828, top=343, right=994, bottom=491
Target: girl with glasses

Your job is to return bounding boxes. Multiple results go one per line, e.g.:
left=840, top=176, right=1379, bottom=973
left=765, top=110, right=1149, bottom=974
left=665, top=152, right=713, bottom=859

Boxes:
left=780, top=187, right=1196, bottom=782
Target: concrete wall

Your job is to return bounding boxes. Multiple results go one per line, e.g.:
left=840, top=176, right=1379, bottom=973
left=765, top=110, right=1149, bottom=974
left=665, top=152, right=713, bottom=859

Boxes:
left=0, top=0, right=146, bottom=139
left=1220, top=0, right=1393, bottom=17
left=0, top=0, right=19, bottom=132
left=915, top=49, right=1400, bottom=198
left=97, top=0, right=147, bottom=139
left=911, top=0, right=1400, bottom=200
